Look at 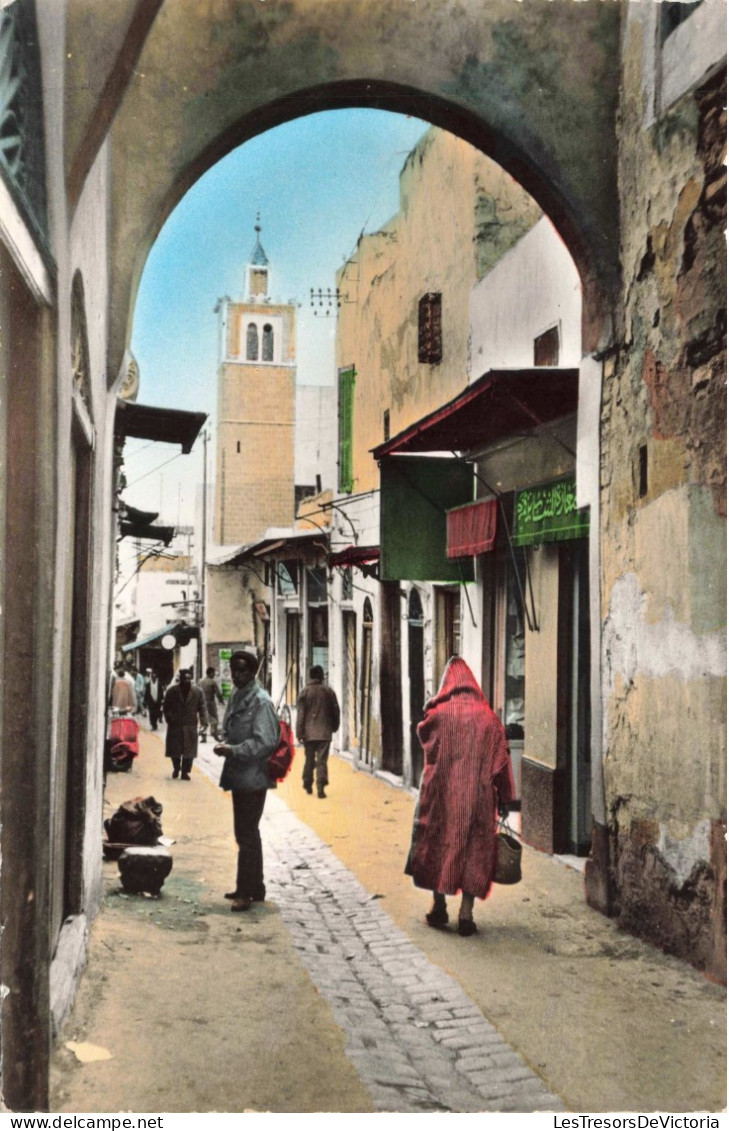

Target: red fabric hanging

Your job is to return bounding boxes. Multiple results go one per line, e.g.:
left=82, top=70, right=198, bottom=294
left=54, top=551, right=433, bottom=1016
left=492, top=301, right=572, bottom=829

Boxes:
left=446, top=498, right=498, bottom=558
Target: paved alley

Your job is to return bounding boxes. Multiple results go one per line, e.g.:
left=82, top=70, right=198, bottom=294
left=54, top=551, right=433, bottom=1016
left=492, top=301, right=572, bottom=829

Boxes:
left=49, top=728, right=726, bottom=1115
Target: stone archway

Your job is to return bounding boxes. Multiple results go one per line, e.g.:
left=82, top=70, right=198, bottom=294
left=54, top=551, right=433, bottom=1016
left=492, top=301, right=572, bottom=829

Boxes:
left=63, top=0, right=620, bottom=380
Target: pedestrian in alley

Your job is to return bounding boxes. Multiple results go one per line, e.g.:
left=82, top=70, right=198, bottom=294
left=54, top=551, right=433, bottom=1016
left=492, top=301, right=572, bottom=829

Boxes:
left=145, top=668, right=165, bottom=731
left=296, top=664, right=340, bottom=798
left=213, top=646, right=280, bottom=912
left=162, top=667, right=208, bottom=780
left=132, top=666, right=146, bottom=717
left=199, top=665, right=224, bottom=742
left=109, top=662, right=137, bottom=713
left=405, top=656, right=515, bottom=937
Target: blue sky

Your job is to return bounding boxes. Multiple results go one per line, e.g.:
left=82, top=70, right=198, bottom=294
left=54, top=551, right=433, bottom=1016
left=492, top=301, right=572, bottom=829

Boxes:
left=122, top=109, right=429, bottom=528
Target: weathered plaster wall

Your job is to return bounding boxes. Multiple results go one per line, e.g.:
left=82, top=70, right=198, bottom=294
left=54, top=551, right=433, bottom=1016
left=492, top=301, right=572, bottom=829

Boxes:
left=598, top=6, right=726, bottom=978
left=295, top=383, right=337, bottom=492
left=469, top=216, right=581, bottom=376
left=336, top=127, right=539, bottom=495
left=206, top=565, right=259, bottom=646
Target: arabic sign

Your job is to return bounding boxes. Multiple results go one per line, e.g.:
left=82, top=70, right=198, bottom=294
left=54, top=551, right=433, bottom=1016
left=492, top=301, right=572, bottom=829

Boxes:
left=513, top=478, right=589, bottom=547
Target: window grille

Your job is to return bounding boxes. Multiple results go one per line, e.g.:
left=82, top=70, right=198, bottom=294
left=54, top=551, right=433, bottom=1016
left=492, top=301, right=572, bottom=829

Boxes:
left=418, top=293, right=442, bottom=364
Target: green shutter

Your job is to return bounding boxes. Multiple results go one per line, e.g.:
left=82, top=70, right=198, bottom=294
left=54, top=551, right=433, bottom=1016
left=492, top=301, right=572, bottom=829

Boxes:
left=380, top=456, right=475, bottom=582
left=338, top=366, right=356, bottom=494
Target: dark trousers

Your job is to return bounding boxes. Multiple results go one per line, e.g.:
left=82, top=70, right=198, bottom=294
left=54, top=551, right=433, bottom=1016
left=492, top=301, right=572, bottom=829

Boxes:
left=302, top=740, right=330, bottom=789
left=232, top=789, right=267, bottom=900
left=171, top=755, right=193, bottom=775
left=148, top=701, right=162, bottom=730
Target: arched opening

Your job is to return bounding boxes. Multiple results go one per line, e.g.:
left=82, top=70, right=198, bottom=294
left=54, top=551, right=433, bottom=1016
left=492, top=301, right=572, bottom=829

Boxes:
left=246, top=322, right=258, bottom=361
left=126, top=102, right=597, bottom=862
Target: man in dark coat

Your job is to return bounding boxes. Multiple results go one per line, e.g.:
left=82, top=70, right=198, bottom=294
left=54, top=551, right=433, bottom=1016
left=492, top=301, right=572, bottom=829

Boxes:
left=163, top=668, right=208, bottom=780
left=296, top=664, right=340, bottom=798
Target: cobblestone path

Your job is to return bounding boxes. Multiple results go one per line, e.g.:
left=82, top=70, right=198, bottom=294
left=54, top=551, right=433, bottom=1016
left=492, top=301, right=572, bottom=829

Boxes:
left=199, top=758, right=563, bottom=1114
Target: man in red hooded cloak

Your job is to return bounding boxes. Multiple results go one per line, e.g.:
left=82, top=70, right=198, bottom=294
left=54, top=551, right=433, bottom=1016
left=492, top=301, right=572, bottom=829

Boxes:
left=406, top=656, right=515, bottom=935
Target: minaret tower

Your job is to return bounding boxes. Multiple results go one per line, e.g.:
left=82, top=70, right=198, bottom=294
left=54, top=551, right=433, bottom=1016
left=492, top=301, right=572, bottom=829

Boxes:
left=213, top=217, right=297, bottom=545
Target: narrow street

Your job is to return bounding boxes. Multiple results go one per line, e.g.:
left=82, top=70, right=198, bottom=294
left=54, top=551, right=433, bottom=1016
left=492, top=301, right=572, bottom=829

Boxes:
left=50, top=726, right=726, bottom=1115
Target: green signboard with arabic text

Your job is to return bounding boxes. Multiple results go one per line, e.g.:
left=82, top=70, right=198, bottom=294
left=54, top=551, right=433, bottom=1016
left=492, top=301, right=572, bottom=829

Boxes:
left=513, top=478, right=589, bottom=547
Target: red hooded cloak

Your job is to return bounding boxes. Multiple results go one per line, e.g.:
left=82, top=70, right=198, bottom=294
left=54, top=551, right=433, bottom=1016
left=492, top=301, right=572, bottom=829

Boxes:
left=406, top=657, right=515, bottom=899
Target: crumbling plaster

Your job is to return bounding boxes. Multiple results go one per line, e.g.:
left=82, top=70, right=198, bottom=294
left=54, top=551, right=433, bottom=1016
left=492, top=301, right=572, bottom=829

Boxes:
left=598, top=8, right=726, bottom=972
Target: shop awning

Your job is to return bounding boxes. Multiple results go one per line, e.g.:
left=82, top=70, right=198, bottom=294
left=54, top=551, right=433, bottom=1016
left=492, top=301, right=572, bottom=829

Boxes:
left=372, top=368, right=579, bottom=459
left=119, top=520, right=176, bottom=545
left=328, top=545, right=380, bottom=568
left=250, top=528, right=329, bottom=559
left=446, top=498, right=498, bottom=558
left=115, top=401, right=208, bottom=453
left=121, top=623, right=182, bottom=653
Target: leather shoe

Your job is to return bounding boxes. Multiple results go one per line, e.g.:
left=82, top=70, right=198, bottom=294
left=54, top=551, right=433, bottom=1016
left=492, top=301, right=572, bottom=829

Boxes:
left=172, top=769, right=179, bottom=779
left=304, top=784, right=313, bottom=795
left=317, top=788, right=326, bottom=799
left=458, top=919, right=478, bottom=937
left=425, top=907, right=449, bottom=929
left=231, top=897, right=253, bottom=912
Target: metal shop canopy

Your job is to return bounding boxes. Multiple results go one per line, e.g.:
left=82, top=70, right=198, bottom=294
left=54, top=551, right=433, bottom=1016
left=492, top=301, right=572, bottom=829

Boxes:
left=115, top=400, right=207, bottom=453
left=249, top=529, right=329, bottom=558
left=121, top=622, right=183, bottom=653
left=372, top=368, right=579, bottom=459
left=119, top=503, right=175, bottom=545
left=328, top=545, right=380, bottom=568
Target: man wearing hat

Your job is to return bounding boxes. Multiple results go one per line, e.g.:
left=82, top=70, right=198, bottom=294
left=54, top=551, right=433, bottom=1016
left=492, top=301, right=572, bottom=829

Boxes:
left=214, top=646, right=280, bottom=912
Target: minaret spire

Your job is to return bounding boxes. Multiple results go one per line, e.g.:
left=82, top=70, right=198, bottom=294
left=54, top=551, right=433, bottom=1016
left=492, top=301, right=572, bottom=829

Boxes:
left=248, top=212, right=269, bottom=300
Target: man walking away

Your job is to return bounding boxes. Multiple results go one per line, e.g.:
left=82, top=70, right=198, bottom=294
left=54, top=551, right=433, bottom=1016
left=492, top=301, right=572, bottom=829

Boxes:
left=199, top=666, right=225, bottom=742
left=163, top=668, right=208, bottom=780
left=296, top=665, right=340, bottom=798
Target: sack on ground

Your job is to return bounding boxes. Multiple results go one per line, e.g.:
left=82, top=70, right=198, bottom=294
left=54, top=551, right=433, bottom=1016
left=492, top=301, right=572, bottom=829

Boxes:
left=104, top=796, right=163, bottom=845
left=493, top=818, right=522, bottom=885
left=268, top=718, right=295, bottom=782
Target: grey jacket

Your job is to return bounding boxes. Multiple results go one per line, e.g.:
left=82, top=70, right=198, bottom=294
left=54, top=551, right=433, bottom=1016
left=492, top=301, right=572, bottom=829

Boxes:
left=219, top=679, right=279, bottom=792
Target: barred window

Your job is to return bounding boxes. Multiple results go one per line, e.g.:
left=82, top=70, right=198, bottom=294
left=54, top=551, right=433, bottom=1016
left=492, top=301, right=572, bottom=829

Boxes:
left=246, top=323, right=259, bottom=360
left=418, top=292, right=442, bottom=364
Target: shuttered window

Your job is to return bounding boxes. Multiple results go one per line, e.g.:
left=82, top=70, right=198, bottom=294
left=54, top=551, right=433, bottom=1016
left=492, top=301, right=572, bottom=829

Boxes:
left=338, top=365, right=356, bottom=494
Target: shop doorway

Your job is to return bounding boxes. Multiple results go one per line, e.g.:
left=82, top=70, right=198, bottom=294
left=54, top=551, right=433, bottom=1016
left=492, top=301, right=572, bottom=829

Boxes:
left=408, top=588, right=425, bottom=786
left=342, top=610, right=358, bottom=753
left=360, top=599, right=374, bottom=767
left=562, top=540, right=591, bottom=854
